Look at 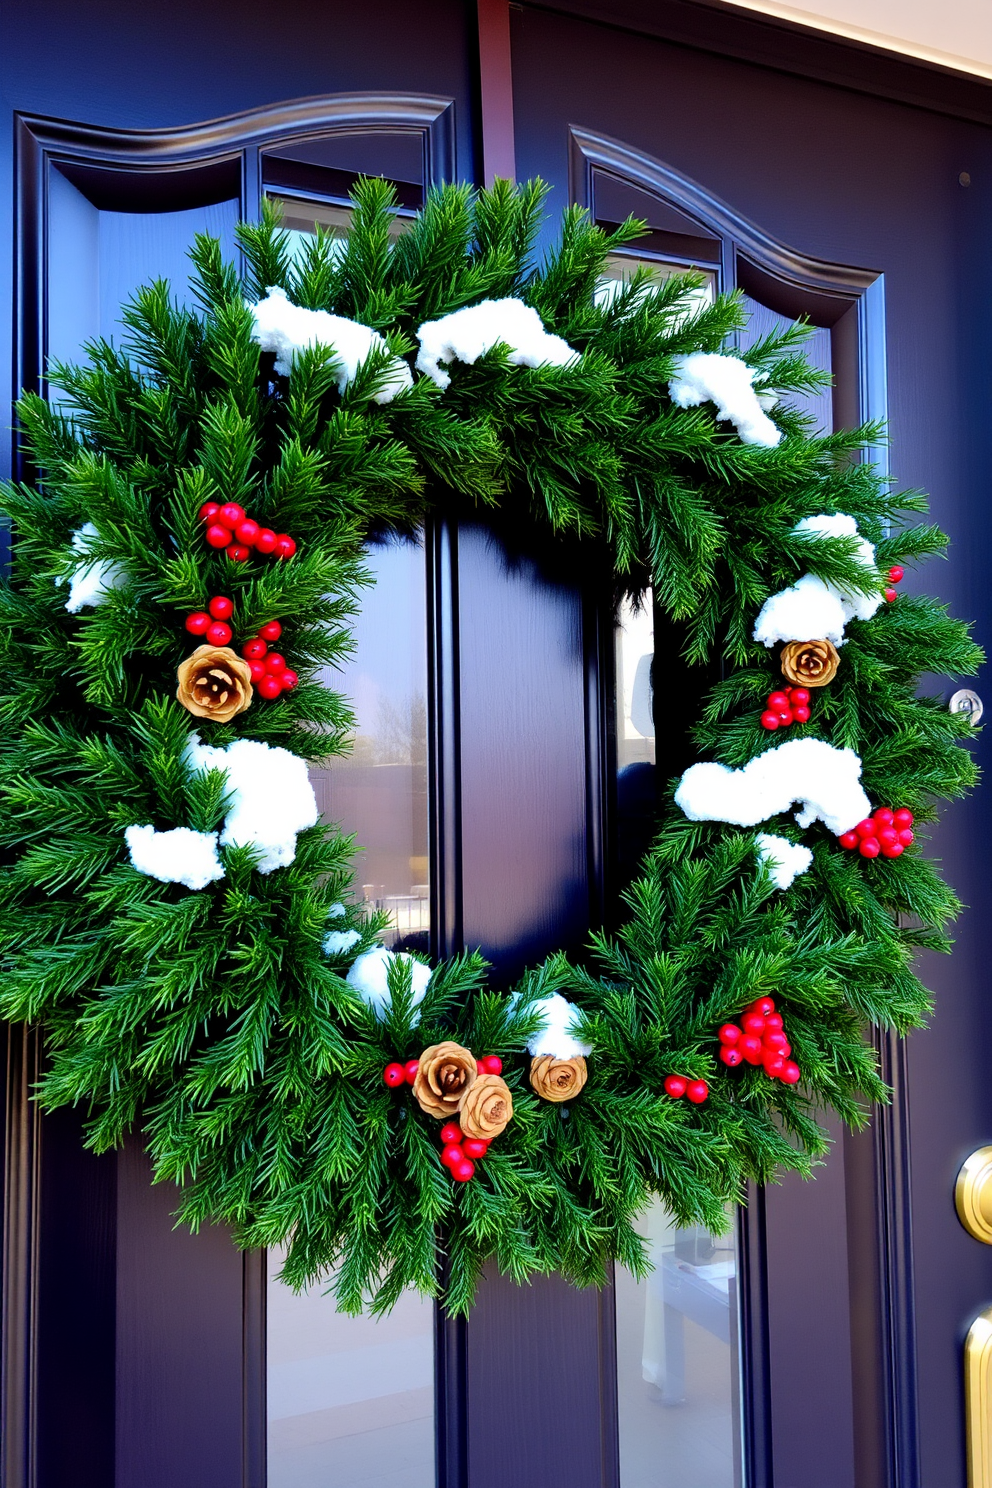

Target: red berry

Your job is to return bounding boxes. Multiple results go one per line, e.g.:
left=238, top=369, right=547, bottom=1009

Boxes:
left=217, top=503, right=245, bottom=530
left=767, top=692, right=790, bottom=710
left=763, top=1032, right=788, bottom=1052
left=383, top=1063, right=405, bottom=1088
left=481, top=1055, right=503, bottom=1075
left=205, top=620, right=232, bottom=646
left=254, top=528, right=278, bottom=555
left=439, top=1122, right=462, bottom=1145
left=404, top=1060, right=419, bottom=1085
left=719, top=1046, right=743, bottom=1067
left=274, top=533, right=297, bottom=559
left=258, top=620, right=283, bottom=642
left=764, top=1055, right=787, bottom=1078
left=881, top=841, right=904, bottom=859
left=258, top=674, right=283, bottom=700
left=452, top=1159, right=475, bottom=1182
left=740, top=1035, right=763, bottom=1064
left=873, top=807, right=894, bottom=826
left=206, top=523, right=231, bottom=549
left=441, top=1144, right=464, bottom=1168
left=760, top=711, right=781, bottom=731
left=893, top=808, right=914, bottom=829
left=208, top=595, right=234, bottom=620
left=750, top=998, right=775, bottom=1015
left=776, top=706, right=793, bottom=722
left=718, top=1023, right=741, bottom=1045
left=855, top=819, right=877, bottom=839
left=885, top=587, right=897, bottom=603
left=242, top=638, right=267, bottom=660
left=792, top=705, right=811, bottom=723
left=889, top=565, right=904, bottom=582
left=779, top=1041, right=791, bottom=1058
left=280, top=670, right=299, bottom=691
left=765, top=1013, right=784, bottom=1031
left=789, top=688, right=810, bottom=706
left=249, top=660, right=266, bottom=683
left=235, top=518, right=260, bottom=547
left=742, top=1013, right=766, bottom=1036
left=781, top=1062, right=801, bottom=1085
left=898, top=829, right=914, bottom=846
left=839, top=831, right=859, bottom=850
left=664, top=1075, right=687, bottom=1099
left=198, top=502, right=221, bottom=522
left=859, top=837, right=881, bottom=858
left=185, top=611, right=211, bottom=635
left=877, top=827, right=899, bottom=848
left=462, top=1138, right=489, bottom=1160
left=685, top=1080, right=709, bottom=1104
left=226, top=544, right=251, bottom=562
left=264, top=653, right=286, bottom=675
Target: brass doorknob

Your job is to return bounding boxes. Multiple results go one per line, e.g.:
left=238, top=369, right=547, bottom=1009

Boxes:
left=956, top=1148, right=992, bottom=1243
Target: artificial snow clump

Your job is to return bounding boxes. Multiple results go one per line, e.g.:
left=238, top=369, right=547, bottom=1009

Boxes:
left=64, top=523, right=127, bottom=613
left=124, top=824, right=224, bottom=891
left=323, top=928, right=361, bottom=955
left=525, top=991, right=593, bottom=1059
left=186, top=736, right=319, bottom=872
left=753, top=513, right=882, bottom=647
left=755, top=832, right=813, bottom=891
left=249, top=286, right=413, bottom=402
left=415, top=297, right=579, bottom=390
left=326, top=903, right=346, bottom=920
left=668, top=352, right=781, bottom=447
left=346, top=946, right=432, bottom=1021
left=675, top=736, right=871, bottom=837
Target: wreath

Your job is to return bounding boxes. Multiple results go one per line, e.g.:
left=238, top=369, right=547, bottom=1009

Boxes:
left=0, top=180, right=980, bottom=1314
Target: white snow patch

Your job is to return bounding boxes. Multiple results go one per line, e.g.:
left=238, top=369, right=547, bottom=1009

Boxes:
left=524, top=991, right=593, bottom=1059
left=249, top=286, right=413, bottom=403
left=345, top=946, right=432, bottom=1022
left=675, top=736, right=871, bottom=837
left=323, top=928, right=361, bottom=955
left=326, top=903, right=347, bottom=921
left=415, top=298, right=579, bottom=391
left=186, top=736, right=319, bottom=873
left=668, top=351, right=782, bottom=447
left=755, top=832, right=813, bottom=891
left=124, top=824, right=224, bottom=891
left=64, top=523, right=127, bottom=613
left=753, top=513, right=883, bottom=647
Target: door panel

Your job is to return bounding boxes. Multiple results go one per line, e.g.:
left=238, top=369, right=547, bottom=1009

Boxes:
left=511, top=7, right=992, bottom=1483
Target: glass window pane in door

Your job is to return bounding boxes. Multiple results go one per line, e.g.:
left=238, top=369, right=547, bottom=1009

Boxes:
left=267, top=1246, right=435, bottom=1488
left=616, top=1198, right=742, bottom=1488
left=310, top=533, right=429, bottom=950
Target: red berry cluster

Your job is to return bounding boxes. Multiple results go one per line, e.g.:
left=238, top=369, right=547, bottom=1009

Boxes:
left=717, top=997, right=800, bottom=1084
left=382, top=1054, right=504, bottom=1182
left=838, top=807, right=914, bottom=859
left=663, top=1074, right=709, bottom=1104
left=760, top=686, right=811, bottom=732
left=885, top=564, right=903, bottom=604
left=185, top=594, right=237, bottom=646
left=184, top=605, right=298, bottom=699
left=241, top=622, right=298, bottom=699
left=199, top=502, right=297, bottom=563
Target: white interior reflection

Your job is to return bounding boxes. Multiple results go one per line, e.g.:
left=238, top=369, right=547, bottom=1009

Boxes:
left=267, top=1247, right=435, bottom=1488
left=616, top=1198, right=743, bottom=1488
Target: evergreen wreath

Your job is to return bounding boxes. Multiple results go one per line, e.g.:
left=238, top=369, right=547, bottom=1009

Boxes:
left=0, top=180, right=981, bottom=1315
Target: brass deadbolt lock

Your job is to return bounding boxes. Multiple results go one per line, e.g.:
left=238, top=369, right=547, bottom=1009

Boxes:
left=956, top=1148, right=992, bottom=1244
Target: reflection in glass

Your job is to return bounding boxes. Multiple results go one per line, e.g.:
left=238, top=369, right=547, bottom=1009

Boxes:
left=739, top=295, right=834, bottom=436
left=310, top=534, right=429, bottom=950
left=616, top=1198, right=742, bottom=1488
left=266, top=1246, right=435, bottom=1488
left=616, top=593, right=656, bottom=892
left=597, top=253, right=716, bottom=312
